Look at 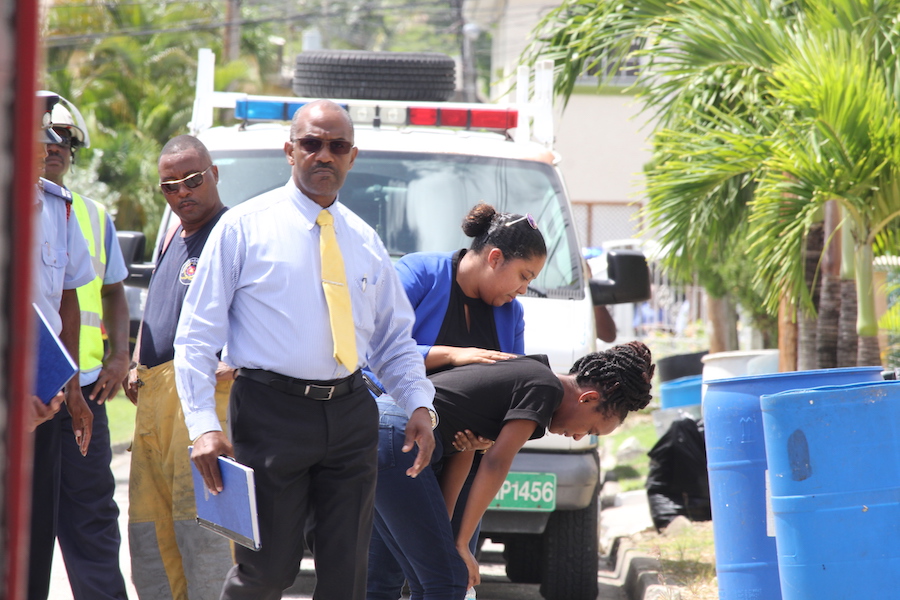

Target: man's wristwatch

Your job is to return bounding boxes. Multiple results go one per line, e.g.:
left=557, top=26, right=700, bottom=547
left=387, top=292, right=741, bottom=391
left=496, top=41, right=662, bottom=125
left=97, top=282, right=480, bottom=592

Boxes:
left=425, top=407, right=439, bottom=430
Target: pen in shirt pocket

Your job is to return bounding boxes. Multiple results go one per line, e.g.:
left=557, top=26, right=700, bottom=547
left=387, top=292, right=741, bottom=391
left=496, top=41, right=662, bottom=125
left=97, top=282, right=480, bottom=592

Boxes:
left=362, top=274, right=367, bottom=292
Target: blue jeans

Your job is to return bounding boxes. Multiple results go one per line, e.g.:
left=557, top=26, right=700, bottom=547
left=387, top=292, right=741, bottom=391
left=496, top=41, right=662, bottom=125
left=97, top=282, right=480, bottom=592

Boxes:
left=367, top=399, right=468, bottom=600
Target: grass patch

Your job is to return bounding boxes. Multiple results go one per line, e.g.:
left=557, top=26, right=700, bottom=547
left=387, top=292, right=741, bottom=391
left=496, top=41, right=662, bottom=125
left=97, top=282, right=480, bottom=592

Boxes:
left=611, top=411, right=658, bottom=450
left=105, top=394, right=136, bottom=447
left=606, top=412, right=658, bottom=492
left=609, top=464, right=642, bottom=480
left=630, top=519, right=718, bottom=599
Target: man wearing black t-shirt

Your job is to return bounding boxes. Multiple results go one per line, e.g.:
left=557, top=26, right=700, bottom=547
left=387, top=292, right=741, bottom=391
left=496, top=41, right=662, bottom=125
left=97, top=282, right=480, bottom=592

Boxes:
left=124, top=135, right=233, bottom=600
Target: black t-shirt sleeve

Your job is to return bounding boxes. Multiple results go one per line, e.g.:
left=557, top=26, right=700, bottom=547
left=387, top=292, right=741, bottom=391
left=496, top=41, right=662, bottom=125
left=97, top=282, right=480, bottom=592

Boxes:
left=432, top=356, right=563, bottom=454
left=504, top=383, right=561, bottom=439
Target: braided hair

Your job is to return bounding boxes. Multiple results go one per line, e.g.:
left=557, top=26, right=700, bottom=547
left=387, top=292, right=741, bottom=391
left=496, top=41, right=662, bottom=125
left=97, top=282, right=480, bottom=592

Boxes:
left=568, top=341, right=655, bottom=422
left=461, top=203, right=546, bottom=261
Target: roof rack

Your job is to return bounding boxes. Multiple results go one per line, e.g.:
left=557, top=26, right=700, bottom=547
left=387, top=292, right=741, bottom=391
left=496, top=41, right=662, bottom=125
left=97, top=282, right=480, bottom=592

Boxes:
left=189, top=48, right=555, bottom=148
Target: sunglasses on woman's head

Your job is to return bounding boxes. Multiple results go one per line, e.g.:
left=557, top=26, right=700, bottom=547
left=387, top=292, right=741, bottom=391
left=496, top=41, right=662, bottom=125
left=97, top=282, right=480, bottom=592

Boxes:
left=159, top=165, right=213, bottom=194
left=505, top=213, right=538, bottom=230
left=291, top=137, right=354, bottom=155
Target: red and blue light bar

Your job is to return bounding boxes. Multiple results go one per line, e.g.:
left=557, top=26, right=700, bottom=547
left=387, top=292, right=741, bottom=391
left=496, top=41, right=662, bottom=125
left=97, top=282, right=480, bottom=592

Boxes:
left=233, top=96, right=518, bottom=132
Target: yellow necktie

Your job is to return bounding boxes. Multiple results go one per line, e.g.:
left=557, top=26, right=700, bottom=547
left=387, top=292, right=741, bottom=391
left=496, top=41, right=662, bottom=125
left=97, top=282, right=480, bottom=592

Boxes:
left=316, top=209, right=358, bottom=370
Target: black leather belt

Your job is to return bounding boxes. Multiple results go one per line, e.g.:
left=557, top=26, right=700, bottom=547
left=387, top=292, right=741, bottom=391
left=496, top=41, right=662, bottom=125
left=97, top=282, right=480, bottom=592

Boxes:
left=237, top=368, right=361, bottom=400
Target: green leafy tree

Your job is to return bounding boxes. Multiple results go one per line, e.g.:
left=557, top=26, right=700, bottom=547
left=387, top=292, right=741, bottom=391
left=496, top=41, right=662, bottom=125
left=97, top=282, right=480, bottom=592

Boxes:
left=44, top=0, right=270, bottom=243
left=751, top=27, right=900, bottom=365
left=525, top=0, right=900, bottom=365
left=524, top=0, right=792, bottom=352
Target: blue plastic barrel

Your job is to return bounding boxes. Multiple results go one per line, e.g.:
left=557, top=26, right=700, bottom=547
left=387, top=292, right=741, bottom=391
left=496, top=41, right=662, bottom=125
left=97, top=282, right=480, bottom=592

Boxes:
left=761, top=381, right=900, bottom=599
left=702, top=367, right=884, bottom=600
left=659, top=374, right=703, bottom=409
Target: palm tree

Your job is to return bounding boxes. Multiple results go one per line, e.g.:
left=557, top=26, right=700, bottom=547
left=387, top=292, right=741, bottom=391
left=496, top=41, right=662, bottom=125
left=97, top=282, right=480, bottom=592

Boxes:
left=751, top=27, right=900, bottom=366
left=524, top=0, right=900, bottom=366
left=524, top=0, right=796, bottom=354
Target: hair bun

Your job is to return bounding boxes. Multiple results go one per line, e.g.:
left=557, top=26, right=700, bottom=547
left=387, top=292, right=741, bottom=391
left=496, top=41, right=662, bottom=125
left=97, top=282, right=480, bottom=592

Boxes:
left=461, top=202, right=497, bottom=238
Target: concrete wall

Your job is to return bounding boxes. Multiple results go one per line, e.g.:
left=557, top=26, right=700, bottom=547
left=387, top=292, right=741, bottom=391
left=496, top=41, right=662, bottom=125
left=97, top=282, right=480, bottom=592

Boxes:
left=554, top=94, right=653, bottom=204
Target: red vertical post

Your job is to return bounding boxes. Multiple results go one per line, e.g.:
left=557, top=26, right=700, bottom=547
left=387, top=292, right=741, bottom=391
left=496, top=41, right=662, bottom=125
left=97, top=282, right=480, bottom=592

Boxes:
left=5, top=0, right=40, bottom=597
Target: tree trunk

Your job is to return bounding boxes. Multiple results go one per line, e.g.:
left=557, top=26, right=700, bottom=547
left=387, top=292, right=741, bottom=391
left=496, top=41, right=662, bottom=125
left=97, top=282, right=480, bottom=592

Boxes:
left=816, top=201, right=841, bottom=369
left=798, top=311, right=818, bottom=370
left=815, top=274, right=840, bottom=369
left=798, top=223, right=823, bottom=370
left=858, top=336, right=881, bottom=367
left=707, top=294, right=738, bottom=353
left=778, top=292, right=798, bottom=372
left=837, top=278, right=859, bottom=367
left=855, top=244, right=881, bottom=366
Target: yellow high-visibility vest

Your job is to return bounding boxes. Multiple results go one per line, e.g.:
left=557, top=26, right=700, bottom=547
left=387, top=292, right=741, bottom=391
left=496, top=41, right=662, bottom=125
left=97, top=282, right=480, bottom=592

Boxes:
left=71, top=191, right=107, bottom=373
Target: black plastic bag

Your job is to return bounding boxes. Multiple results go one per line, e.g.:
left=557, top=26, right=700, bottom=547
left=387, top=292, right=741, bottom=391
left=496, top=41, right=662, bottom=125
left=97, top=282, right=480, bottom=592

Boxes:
left=645, top=417, right=711, bottom=531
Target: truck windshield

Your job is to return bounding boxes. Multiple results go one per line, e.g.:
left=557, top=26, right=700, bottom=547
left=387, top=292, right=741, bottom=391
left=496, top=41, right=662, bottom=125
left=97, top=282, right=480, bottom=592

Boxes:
left=211, top=149, right=583, bottom=298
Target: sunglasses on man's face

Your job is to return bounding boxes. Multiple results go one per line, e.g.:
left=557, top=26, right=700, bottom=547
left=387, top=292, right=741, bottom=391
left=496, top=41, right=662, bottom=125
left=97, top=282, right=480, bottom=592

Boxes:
left=159, top=165, right=213, bottom=194
left=50, top=127, right=75, bottom=148
left=291, top=137, right=354, bottom=156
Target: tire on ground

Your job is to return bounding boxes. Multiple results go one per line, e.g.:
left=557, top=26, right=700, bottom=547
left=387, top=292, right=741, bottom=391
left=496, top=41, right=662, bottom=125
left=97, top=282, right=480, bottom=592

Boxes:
left=502, top=534, right=543, bottom=584
left=539, top=490, right=600, bottom=600
left=293, top=50, right=456, bottom=102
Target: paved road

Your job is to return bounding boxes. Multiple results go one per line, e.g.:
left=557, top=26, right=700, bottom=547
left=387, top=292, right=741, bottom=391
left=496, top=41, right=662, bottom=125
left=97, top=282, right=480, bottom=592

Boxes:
left=49, top=452, right=638, bottom=600
left=282, top=544, right=626, bottom=600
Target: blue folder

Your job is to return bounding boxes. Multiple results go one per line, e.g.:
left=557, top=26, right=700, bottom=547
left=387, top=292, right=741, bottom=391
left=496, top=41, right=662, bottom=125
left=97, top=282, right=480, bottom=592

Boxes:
left=189, top=448, right=261, bottom=550
left=33, top=303, right=78, bottom=404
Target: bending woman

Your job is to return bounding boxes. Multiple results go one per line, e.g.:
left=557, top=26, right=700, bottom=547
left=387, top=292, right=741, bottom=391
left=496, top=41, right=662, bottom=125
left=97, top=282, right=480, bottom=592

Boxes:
left=368, top=342, right=655, bottom=600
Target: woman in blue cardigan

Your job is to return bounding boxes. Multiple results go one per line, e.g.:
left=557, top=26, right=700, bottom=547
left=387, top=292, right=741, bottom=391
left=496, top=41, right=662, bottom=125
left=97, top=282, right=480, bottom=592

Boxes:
left=367, top=203, right=547, bottom=600
left=396, top=203, right=546, bottom=370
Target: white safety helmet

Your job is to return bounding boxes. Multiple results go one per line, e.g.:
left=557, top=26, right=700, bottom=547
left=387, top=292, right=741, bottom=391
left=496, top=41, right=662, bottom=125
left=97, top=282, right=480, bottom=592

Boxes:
left=37, top=90, right=63, bottom=144
left=50, top=103, right=88, bottom=148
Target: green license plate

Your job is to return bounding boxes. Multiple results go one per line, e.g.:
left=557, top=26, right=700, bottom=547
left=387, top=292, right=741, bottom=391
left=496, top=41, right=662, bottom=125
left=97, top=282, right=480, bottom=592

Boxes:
left=487, top=472, right=557, bottom=512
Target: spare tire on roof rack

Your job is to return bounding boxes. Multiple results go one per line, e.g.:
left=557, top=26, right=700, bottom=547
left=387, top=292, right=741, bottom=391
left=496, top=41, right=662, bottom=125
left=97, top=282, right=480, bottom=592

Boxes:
left=293, top=50, right=456, bottom=102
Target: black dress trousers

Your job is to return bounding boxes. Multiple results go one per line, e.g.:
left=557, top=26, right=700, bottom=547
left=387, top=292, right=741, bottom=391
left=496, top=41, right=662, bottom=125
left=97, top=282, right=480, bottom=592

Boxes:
left=220, top=375, right=378, bottom=600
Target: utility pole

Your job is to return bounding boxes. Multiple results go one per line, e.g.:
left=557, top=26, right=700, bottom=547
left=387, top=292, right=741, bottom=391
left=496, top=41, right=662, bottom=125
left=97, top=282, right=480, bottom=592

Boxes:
left=461, top=22, right=480, bottom=102
left=452, top=0, right=478, bottom=102
left=224, top=0, right=242, bottom=62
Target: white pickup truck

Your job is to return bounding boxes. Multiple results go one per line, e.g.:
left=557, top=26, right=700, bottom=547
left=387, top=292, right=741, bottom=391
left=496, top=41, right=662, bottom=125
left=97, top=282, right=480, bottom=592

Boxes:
left=119, top=49, right=650, bottom=600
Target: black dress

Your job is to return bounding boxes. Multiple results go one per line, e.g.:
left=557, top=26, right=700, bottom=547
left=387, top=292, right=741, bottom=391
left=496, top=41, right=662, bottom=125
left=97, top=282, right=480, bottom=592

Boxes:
left=430, top=249, right=501, bottom=373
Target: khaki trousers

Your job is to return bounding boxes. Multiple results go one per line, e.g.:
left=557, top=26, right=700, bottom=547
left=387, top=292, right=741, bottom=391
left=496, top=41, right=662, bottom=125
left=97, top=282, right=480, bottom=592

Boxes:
left=128, top=360, right=233, bottom=600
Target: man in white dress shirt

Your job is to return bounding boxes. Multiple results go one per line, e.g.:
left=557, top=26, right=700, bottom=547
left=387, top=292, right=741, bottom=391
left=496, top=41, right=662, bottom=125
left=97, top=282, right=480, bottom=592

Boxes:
left=174, top=99, right=437, bottom=600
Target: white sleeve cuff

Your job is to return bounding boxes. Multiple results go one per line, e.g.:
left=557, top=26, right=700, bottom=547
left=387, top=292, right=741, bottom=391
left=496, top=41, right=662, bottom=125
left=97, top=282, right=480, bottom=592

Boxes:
left=398, top=391, right=435, bottom=419
left=185, top=411, right=224, bottom=442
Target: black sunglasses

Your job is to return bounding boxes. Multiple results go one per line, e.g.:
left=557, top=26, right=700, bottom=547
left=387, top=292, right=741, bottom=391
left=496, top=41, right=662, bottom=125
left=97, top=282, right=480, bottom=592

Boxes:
left=291, top=137, right=354, bottom=155
left=159, top=165, right=213, bottom=194
left=50, top=127, right=76, bottom=148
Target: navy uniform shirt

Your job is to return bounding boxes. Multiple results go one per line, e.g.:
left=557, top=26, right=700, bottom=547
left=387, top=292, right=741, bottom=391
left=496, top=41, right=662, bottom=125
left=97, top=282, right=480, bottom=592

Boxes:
left=138, top=207, right=227, bottom=368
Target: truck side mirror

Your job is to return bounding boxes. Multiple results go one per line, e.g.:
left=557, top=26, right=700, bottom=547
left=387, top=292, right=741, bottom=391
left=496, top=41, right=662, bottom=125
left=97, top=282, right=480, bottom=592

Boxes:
left=117, top=231, right=154, bottom=289
left=589, top=249, right=651, bottom=305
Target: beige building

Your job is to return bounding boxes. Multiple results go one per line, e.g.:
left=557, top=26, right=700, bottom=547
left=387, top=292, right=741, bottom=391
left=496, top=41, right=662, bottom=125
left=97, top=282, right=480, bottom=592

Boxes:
left=473, top=0, right=655, bottom=249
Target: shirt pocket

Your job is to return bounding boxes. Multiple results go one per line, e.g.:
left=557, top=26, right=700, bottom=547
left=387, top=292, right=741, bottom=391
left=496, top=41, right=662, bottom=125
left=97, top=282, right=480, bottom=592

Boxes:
left=40, top=242, right=68, bottom=302
left=350, top=248, right=383, bottom=343
left=352, top=274, right=377, bottom=342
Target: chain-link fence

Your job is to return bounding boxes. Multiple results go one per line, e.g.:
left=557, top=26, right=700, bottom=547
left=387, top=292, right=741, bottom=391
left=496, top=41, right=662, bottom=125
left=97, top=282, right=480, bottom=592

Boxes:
left=571, top=201, right=643, bottom=248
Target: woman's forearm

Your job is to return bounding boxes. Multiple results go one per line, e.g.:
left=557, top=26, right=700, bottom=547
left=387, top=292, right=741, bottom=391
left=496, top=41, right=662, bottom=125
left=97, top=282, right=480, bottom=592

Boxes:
left=453, top=419, right=537, bottom=547
left=439, top=451, right=475, bottom=518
